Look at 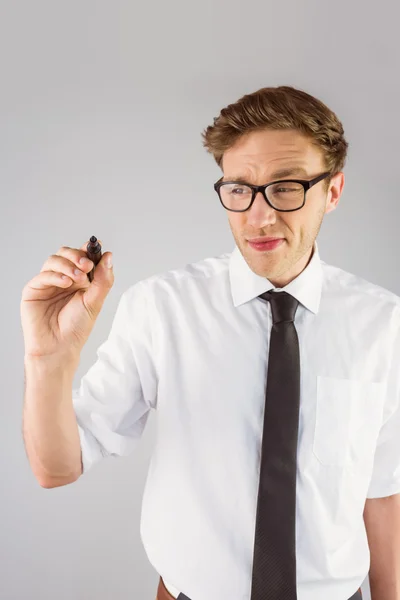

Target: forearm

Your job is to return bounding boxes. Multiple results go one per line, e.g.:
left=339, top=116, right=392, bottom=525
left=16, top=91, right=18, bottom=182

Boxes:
left=369, top=580, right=400, bottom=600
left=365, top=495, right=400, bottom=600
left=23, top=355, right=82, bottom=486
left=369, top=556, right=400, bottom=600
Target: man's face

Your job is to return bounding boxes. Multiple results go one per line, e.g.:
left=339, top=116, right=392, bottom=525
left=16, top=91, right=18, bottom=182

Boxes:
left=222, top=128, right=344, bottom=287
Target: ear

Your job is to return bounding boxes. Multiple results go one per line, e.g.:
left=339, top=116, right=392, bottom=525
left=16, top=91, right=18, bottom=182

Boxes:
left=325, top=172, right=345, bottom=214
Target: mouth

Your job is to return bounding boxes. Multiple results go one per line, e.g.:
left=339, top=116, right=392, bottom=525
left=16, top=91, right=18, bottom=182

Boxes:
left=247, top=238, right=284, bottom=252
left=247, top=236, right=283, bottom=242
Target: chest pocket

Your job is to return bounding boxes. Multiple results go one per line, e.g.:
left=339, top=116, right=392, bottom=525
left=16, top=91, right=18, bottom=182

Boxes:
left=312, top=375, right=385, bottom=468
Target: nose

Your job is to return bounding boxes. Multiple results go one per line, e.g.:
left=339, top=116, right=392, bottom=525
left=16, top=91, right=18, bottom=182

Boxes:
left=246, top=190, right=278, bottom=226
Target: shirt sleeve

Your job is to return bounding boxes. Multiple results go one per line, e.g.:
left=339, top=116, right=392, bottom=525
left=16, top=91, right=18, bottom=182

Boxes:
left=72, top=280, right=157, bottom=475
left=366, top=306, right=400, bottom=498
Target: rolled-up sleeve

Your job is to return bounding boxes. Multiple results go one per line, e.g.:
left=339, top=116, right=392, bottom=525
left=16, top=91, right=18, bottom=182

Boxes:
left=72, top=280, right=157, bottom=474
left=367, top=306, right=400, bottom=498
left=366, top=395, right=400, bottom=498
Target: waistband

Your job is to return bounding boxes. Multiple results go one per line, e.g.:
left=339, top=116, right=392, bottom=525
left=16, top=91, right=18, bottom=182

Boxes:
left=157, top=577, right=363, bottom=599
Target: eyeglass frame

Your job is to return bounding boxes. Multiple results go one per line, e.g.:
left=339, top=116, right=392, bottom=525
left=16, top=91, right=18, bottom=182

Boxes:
left=214, top=171, right=331, bottom=212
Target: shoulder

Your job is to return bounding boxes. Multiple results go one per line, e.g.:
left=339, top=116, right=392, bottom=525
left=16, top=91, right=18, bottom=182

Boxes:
left=123, top=250, right=232, bottom=300
left=321, top=260, right=400, bottom=314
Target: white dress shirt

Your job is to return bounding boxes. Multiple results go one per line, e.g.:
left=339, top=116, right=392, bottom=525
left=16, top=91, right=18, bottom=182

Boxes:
left=73, top=240, right=400, bottom=600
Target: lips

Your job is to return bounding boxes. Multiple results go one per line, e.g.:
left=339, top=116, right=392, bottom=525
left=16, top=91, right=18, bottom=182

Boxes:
left=248, top=238, right=284, bottom=251
left=247, top=237, right=283, bottom=243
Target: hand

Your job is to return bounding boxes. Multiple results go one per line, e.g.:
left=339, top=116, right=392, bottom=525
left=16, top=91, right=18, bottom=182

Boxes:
left=20, top=240, right=114, bottom=361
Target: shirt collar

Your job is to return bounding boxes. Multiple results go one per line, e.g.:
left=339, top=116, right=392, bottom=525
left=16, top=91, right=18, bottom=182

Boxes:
left=229, top=239, right=323, bottom=314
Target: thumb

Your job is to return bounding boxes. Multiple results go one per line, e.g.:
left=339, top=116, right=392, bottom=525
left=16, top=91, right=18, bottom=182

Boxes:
left=84, top=251, right=114, bottom=315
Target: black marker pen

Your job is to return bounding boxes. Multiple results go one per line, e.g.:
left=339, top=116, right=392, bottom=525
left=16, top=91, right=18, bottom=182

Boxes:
left=86, top=236, right=102, bottom=282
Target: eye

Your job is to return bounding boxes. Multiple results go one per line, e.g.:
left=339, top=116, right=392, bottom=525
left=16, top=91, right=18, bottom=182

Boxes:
left=269, top=182, right=303, bottom=195
left=229, top=185, right=252, bottom=195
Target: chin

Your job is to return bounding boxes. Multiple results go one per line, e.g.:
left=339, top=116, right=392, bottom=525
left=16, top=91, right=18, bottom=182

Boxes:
left=253, top=265, right=275, bottom=278
left=245, top=255, right=273, bottom=277
left=242, top=245, right=285, bottom=275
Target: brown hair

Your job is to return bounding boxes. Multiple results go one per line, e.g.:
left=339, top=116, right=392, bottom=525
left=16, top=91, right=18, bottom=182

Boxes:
left=201, top=85, right=349, bottom=192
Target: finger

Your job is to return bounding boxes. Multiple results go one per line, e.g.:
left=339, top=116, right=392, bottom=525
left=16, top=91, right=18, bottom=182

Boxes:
left=53, top=248, right=95, bottom=271
left=41, top=255, right=93, bottom=283
left=27, top=270, right=75, bottom=292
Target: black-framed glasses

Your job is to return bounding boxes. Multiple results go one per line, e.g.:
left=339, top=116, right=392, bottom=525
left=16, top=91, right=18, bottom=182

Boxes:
left=214, top=171, right=331, bottom=212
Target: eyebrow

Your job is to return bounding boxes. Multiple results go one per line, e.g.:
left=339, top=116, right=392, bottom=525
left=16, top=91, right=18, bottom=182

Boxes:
left=222, top=166, right=309, bottom=183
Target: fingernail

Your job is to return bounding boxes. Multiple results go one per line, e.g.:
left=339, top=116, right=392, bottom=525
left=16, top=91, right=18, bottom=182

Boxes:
left=107, top=254, right=113, bottom=268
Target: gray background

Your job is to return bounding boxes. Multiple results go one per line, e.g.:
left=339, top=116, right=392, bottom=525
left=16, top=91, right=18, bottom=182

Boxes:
left=1, top=0, right=399, bottom=598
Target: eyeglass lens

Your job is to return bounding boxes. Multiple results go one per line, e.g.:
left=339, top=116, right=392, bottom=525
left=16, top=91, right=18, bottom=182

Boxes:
left=219, top=181, right=304, bottom=211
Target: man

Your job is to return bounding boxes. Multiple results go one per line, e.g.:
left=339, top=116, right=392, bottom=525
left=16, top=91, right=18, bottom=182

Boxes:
left=23, top=86, right=400, bottom=600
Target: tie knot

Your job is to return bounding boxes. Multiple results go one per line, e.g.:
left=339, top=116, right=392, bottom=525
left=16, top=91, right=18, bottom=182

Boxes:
left=259, top=290, right=299, bottom=325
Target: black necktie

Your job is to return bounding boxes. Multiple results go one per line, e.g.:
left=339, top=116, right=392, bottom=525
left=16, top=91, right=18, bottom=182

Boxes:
left=250, top=290, right=301, bottom=600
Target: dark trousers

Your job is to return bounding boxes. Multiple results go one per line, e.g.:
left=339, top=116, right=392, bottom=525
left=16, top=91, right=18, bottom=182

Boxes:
left=178, top=590, right=362, bottom=600
left=158, top=576, right=363, bottom=599
left=348, top=591, right=363, bottom=600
